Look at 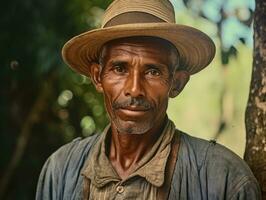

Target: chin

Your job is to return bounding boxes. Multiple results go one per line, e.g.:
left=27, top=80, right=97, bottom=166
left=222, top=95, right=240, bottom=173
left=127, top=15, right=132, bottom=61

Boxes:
left=114, top=119, right=153, bottom=135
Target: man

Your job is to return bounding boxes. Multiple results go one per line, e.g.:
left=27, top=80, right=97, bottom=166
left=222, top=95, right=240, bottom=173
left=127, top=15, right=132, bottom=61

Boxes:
left=36, top=0, right=261, bottom=199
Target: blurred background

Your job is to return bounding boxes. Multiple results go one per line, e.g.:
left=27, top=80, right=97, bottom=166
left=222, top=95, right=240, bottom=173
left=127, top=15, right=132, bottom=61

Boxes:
left=0, top=0, right=255, bottom=199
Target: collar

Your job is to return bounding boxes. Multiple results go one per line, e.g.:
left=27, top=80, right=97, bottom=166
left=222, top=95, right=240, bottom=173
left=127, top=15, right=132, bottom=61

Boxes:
left=82, top=119, right=176, bottom=188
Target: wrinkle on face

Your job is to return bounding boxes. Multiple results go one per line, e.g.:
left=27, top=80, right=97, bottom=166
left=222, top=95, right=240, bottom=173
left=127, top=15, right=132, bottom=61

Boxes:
left=99, top=36, right=179, bottom=74
left=97, top=36, right=180, bottom=135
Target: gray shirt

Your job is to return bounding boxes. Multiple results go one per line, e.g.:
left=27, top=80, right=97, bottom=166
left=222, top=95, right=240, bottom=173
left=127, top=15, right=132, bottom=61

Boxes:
left=36, top=130, right=261, bottom=200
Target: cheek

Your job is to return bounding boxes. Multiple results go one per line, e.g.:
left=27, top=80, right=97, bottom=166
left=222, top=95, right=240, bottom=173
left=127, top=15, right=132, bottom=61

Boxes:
left=147, top=77, right=172, bottom=94
left=101, top=87, right=116, bottom=120
left=146, top=75, right=172, bottom=90
left=101, top=75, right=125, bottom=107
left=146, top=81, right=171, bottom=109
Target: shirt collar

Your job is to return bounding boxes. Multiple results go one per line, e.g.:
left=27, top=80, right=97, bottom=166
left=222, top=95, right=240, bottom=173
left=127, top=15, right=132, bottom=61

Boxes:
left=82, top=119, right=176, bottom=188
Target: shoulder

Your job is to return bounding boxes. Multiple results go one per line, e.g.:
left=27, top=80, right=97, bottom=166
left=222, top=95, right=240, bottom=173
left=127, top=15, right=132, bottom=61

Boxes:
left=39, top=133, right=100, bottom=175
left=36, top=134, right=100, bottom=199
left=180, top=131, right=251, bottom=173
left=179, top=132, right=261, bottom=199
left=46, top=134, right=99, bottom=172
left=48, top=134, right=100, bottom=166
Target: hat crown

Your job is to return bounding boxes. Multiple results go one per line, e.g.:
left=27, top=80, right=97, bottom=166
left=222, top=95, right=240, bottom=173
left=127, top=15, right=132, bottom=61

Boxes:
left=102, top=0, right=176, bottom=28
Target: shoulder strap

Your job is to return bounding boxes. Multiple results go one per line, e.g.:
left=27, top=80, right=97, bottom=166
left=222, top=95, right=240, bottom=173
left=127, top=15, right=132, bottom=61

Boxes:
left=83, top=176, right=91, bottom=200
left=82, top=134, right=100, bottom=200
left=157, top=131, right=180, bottom=200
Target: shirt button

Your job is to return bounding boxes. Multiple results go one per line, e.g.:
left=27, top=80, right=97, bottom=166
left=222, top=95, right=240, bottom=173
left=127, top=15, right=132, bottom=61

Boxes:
left=116, top=185, right=124, bottom=194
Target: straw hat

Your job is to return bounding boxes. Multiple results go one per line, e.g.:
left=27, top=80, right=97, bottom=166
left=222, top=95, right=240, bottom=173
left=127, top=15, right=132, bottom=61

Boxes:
left=62, top=0, right=216, bottom=77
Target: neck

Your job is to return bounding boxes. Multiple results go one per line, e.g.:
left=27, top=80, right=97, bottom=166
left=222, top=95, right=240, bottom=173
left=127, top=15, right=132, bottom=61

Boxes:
left=108, top=117, right=167, bottom=179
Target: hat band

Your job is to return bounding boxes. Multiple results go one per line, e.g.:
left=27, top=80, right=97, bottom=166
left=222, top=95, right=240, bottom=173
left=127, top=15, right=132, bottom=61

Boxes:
left=104, top=12, right=166, bottom=28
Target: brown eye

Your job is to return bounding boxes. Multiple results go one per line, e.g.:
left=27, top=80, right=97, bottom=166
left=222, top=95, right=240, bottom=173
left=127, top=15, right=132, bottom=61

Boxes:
left=146, top=68, right=161, bottom=76
left=113, top=65, right=127, bottom=74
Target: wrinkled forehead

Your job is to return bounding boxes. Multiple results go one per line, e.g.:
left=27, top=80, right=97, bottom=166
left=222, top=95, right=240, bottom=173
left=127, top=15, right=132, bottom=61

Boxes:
left=99, top=36, right=179, bottom=66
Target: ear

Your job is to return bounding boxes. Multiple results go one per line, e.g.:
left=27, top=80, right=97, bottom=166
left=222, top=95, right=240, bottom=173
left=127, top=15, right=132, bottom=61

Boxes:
left=89, top=63, right=103, bottom=93
left=169, top=70, right=190, bottom=98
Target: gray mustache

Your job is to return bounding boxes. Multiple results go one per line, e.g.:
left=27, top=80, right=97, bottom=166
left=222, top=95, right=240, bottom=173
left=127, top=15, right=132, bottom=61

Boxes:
left=112, top=97, right=152, bottom=110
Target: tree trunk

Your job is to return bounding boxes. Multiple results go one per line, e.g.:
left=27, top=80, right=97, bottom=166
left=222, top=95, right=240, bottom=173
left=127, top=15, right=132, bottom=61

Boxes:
left=244, top=0, right=266, bottom=197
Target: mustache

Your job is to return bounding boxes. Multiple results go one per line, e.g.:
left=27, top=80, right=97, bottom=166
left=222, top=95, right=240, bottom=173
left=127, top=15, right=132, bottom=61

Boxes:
left=112, top=97, right=153, bottom=110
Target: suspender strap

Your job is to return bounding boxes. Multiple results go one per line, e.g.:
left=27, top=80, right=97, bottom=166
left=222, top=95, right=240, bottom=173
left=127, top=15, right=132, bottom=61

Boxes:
left=83, top=176, right=91, bottom=199
left=157, top=132, right=180, bottom=200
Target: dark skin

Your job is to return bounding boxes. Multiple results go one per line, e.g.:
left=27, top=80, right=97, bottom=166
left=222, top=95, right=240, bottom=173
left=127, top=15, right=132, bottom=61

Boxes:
left=90, top=37, right=190, bottom=179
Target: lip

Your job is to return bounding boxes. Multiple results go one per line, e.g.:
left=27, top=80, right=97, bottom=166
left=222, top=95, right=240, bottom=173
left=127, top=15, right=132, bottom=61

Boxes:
left=122, top=106, right=149, bottom=111
left=118, top=107, right=150, bottom=118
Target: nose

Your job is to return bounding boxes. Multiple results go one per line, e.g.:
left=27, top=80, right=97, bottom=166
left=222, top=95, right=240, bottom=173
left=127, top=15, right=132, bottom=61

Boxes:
left=124, top=70, right=145, bottom=97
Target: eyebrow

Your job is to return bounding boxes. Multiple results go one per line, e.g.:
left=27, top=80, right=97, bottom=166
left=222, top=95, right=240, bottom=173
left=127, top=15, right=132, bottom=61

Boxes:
left=110, top=60, right=128, bottom=66
left=145, top=63, right=171, bottom=74
left=108, top=60, right=169, bottom=71
left=145, top=63, right=167, bottom=69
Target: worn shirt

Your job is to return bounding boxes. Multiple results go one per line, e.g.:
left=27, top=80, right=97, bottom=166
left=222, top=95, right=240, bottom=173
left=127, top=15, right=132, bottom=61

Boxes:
left=36, top=121, right=261, bottom=200
left=83, top=120, right=175, bottom=200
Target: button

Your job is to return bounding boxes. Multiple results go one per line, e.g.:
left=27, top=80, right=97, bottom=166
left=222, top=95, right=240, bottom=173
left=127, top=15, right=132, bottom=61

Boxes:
left=116, top=185, right=124, bottom=194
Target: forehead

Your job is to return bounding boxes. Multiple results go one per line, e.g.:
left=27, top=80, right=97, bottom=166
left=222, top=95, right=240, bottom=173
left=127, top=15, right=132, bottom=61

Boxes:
left=100, top=36, right=177, bottom=65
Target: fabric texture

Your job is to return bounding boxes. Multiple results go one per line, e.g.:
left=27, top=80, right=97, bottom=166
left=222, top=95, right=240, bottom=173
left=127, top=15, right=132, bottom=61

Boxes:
left=36, top=123, right=261, bottom=200
left=82, top=120, right=175, bottom=200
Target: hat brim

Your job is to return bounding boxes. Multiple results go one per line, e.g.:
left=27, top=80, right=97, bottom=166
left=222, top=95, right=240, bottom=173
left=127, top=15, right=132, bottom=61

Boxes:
left=62, top=23, right=216, bottom=77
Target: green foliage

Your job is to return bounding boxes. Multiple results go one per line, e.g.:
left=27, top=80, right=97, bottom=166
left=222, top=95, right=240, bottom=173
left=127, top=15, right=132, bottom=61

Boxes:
left=168, top=0, right=254, bottom=156
left=173, top=0, right=254, bottom=65
left=0, top=0, right=109, bottom=199
left=168, top=43, right=252, bottom=156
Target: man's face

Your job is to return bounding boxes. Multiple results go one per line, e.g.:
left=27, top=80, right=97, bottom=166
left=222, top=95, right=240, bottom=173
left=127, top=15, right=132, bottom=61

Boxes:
left=91, top=37, right=188, bottom=135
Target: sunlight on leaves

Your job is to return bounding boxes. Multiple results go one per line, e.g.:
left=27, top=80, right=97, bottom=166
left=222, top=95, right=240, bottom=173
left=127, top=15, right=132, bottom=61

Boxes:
left=80, top=116, right=96, bottom=136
